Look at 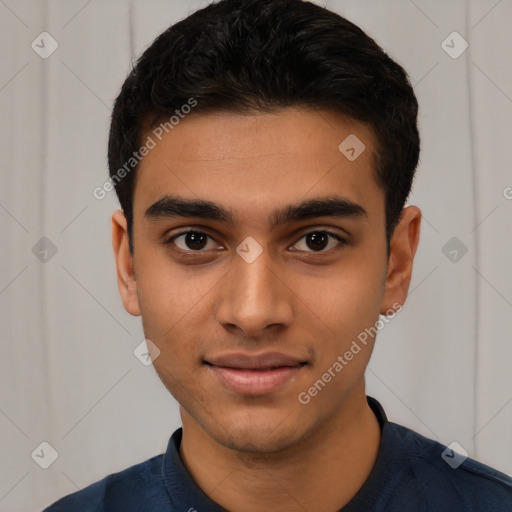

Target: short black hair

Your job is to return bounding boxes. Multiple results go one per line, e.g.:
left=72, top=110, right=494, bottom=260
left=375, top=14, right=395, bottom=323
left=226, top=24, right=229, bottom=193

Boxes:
left=108, top=0, right=420, bottom=253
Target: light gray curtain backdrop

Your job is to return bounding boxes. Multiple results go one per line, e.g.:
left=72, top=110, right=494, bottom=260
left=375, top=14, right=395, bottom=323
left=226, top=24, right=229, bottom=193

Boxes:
left=0, top=1, right=511, bottom=510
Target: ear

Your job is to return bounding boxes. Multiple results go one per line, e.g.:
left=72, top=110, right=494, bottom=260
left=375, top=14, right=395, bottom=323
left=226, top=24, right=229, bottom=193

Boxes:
left=112, top=209, right=141, bottom=316
left=380, top=206, right=421, bottom=314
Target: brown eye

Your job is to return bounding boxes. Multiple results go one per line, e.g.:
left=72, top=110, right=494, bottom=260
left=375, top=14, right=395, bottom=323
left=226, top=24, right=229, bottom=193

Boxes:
left=169, top=231, right=218, bottom=252
left=305, top=232, right=329, bottom=251
left=292, top=231, right=347, bottom=253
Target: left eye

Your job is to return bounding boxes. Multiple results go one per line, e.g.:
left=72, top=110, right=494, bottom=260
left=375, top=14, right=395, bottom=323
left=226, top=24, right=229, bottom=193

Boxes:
left=292, top=231, right=346, bottom=252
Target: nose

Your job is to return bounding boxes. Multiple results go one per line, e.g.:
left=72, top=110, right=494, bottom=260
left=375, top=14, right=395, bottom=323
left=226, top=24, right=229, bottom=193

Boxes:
left=215, top=248, right=295, bottom=339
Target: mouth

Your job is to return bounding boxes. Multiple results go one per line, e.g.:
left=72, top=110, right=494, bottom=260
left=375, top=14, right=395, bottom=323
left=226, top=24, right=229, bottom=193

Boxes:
left=203, top=352, right=308, bottom=396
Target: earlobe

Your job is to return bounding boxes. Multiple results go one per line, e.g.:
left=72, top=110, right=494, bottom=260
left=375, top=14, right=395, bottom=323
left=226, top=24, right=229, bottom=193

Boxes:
left=112, top=209, right=141, bottom=316
left=380, top=206, right=421, bottom=315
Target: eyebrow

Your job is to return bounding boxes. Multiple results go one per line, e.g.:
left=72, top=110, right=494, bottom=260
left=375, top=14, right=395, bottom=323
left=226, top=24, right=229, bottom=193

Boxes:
left=144, top=194, right=368, bottom=228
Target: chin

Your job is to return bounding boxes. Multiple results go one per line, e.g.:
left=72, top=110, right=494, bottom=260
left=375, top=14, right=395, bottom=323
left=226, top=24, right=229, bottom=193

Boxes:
left=219, top=428, right=302, bottom=456
left=200, top=407, right=309, bottom=455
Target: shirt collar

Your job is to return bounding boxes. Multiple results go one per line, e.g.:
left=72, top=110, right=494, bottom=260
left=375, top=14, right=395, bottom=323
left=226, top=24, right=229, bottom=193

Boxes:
left=161, top=396, right=389, bottom=509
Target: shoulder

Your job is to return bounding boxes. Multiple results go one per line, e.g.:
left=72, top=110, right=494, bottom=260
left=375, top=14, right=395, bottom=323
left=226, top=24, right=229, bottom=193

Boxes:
left=42, top=454, right=167, bottom=511
left=389, top=421, right=512, bottom=509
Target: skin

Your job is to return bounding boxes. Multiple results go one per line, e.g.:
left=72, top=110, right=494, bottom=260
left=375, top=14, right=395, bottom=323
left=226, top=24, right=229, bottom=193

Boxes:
left=112, top=107, right=421, bottom=511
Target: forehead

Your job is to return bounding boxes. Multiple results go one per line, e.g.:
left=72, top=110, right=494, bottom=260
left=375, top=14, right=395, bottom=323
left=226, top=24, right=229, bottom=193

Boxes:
left=133, top=108, right=383, bottom=226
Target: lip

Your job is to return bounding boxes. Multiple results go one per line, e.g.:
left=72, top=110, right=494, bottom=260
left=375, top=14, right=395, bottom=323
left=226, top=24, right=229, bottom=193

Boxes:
left=204, top=352, right=307, bottom=396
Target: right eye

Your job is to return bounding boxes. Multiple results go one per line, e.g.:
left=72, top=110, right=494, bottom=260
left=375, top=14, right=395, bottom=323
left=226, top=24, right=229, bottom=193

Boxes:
left=167, top=230, right=223, bottom=253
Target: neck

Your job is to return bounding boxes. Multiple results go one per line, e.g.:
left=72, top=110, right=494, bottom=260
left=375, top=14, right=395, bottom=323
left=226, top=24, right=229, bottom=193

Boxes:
left=178, top=385, right=381, bottom=511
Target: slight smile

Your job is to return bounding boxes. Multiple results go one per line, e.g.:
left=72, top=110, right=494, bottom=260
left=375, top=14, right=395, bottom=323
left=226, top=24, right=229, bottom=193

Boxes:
left=204, top=352, right=309, bottom=396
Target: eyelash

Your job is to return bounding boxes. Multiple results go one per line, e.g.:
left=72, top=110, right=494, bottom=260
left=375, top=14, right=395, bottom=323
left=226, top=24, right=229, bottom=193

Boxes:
left=165, top=229, right=348, bottom=255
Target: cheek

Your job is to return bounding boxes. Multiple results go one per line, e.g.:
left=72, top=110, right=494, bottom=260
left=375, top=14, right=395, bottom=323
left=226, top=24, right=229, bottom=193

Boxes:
left=135, top=262, right=221, bottom=365
left=296, top=269, right=385, bottom=386
left=149, top=326, right=208, bottom=405
left=300, top=260, right=384, bottom=333
left=298, top=277, right=381, bottom=403
left=135, top=256, right=212, bottom=330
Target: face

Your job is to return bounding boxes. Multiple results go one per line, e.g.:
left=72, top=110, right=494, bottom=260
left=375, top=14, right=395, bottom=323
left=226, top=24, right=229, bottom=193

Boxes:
left=112, top=108, right=419, bottom=454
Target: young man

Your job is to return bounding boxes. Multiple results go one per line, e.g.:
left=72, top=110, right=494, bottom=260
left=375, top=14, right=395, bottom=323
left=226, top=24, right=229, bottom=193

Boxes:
left=44, top=0, right=512, bottom=510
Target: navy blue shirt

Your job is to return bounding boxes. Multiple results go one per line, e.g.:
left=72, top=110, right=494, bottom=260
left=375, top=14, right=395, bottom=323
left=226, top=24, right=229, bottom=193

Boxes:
left=43, top=397, right=512, bottom=511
